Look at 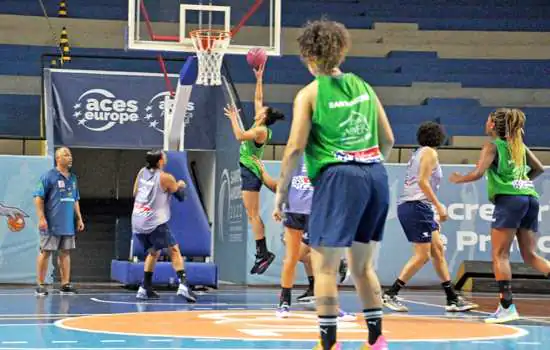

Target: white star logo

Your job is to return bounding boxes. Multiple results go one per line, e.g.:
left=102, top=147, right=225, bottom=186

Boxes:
left=73, top=111, right=82, bottom=118
left=78, top=119, right=86, bottom=125
left=149, top=120, right=159, bottom=128
left=73, top=103, right=81, bottom=109
left=145, top=113, right=153, bottom=120
left=146, top=105, right=153, bottom=112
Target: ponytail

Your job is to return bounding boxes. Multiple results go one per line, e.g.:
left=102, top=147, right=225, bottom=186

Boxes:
left=506, top=109, right=526, bottom=169
left=491, top=108, right=526, bottom=169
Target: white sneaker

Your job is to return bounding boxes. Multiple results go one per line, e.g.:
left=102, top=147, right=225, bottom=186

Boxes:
left=176, top=283, right=197, bottom=303
left=485, top=304, right=520, bottom=324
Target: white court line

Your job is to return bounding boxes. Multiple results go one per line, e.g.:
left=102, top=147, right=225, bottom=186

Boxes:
left=471, top=340, right=495, bottom=344
left=100, top=340, right=126, bottom=343
left=517, top=342, right=542, bottom=345
left=90, top=297, right=274, bottom=307
left=0, top=348, right=308, bottom=350
left=0, top=324, right=54, bottom=326
left=51, top=341, right=78, bottom=344
left=147, top=339, right=173, bottom=343
left=401, top=297, right=550, bottom=324
left=1, top=341, right=28, bottom=344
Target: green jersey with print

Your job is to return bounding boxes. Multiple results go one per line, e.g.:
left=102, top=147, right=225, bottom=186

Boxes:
left=305, top=73, right=382, bottom=182
left=239, top=124, right=272, bottom=179
left=487, top=138, right=538, bottom=203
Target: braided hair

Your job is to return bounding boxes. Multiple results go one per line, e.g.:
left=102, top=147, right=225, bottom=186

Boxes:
left=490, top=108, right=526, bottom=168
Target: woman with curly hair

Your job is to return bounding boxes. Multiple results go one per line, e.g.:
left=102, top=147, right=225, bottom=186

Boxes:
left=383, top=121, right=477, bottom=313
left=273, top=19, right=395, bottom=350
left=450, top=108, right=549, bottom=324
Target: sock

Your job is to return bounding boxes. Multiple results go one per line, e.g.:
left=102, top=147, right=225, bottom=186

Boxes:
left=441, top=280, right=458, bottom=301
left=176, top=270, right=186, bottom=285
left=280, top=288, right=291, bottom=305
left=364, top=308, right=383, bottom=345
left=387, top=278, right=405, bottom=296
left=143, top=271, right=153, bottom=288
left=498, top=280, right=513, bottom=309
left=318, top=315, right=337, bottom=350
left=255, top=238, right=268, bottom=256
left=308, top=276, right=315, bottom=290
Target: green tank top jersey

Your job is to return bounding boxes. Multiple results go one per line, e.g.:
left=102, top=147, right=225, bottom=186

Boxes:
left=239, top=123, right=272, bottom=179
left=305, top=73, right=382, bottom=182
left=487, top=138, right=538, bottom=203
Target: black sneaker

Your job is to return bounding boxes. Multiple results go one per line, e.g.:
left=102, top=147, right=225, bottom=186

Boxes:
left=296, top=288, right=314, bottom=303
left=59, top=283, right=77, bottom=295
left=35, top=285, right=48, bottom=297
left=446, top=296, right=479, bottom=312
left=250, top=251, right=275, bottom=275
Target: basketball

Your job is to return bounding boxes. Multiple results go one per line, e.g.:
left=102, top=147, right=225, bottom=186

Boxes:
left=246, top=48, right=267, bottom=69
left=7, top=216, right=25, bottom=232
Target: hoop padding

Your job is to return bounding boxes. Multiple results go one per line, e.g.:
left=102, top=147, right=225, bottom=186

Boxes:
left=190, top=29, right=231, bottom=86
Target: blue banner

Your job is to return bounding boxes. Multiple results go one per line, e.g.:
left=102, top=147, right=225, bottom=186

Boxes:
left=246, top=162, right=550, bottom=286
left=214, top=81, right=249, bottom=284
left=0, top=156, right=53, bottom=283
left=48, top=69, right=215, bottom=150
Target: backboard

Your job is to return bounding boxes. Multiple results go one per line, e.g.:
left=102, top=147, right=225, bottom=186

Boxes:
left=128, top=0, right=281, bottom=56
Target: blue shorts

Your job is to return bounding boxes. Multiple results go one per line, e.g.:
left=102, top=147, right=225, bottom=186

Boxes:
left=492, top=195, right=539, bottom=232
left=283, top=213, right=310, bottom=245
left=308, top=162, right=389, bottom=247
left=240, top=163, right=262, bottom=192
left=397, top=201, right=439, bottom=243
left=134, top=223, right=177, bottom=252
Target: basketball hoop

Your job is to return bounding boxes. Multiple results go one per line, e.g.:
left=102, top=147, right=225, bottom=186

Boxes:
left=190, top=29, right=231, bottom=86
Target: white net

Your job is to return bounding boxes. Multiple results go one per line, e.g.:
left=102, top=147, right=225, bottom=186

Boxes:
left=190, top=29, right=231, bottom=86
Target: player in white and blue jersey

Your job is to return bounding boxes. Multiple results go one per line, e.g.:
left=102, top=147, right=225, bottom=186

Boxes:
left=132, top=150, right=196, bottom=302
left=383, top=122, right=478, bottom=313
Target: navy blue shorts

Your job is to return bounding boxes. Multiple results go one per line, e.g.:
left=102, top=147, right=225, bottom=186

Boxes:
left=134, top=223, right=177, bottom=252
left=492, top=195, right=539, bottom=232
left=397, top=201, right=439, bottom=243
left=308, top=162, right=389, bottom=247
left=283, top=213, right=310, bottom=245
left=240, top=163, right=262, bottom=192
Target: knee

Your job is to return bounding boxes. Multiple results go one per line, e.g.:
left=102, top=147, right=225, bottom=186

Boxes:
left=520, top=249, right=537, bottom=265
left=169, top=245, right=181, bottom=256
left=417, top=250, right=431, bottom=265
left=431, top=242, right=445, bottom=260
left=39, top=250, right=51, bottom=259
left=58, top=250, right=70, bottom=258
left=492, top=246, right=510, bottom=261
left=284, top=252, right=301, bottom=268
left=149, top=250, right=161, bottom=259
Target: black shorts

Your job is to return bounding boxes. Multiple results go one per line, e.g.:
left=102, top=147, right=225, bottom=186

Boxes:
left=283, top=213, right=309, bottom=245
left=240, top=163, right=262, bottom=192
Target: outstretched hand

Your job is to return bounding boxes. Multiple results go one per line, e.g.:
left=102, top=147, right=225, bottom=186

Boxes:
left=223, top=104, right=240, bottom=120
left=253, top=64, right=265, bottom=80
left=449, top=172, right=462, bottom=184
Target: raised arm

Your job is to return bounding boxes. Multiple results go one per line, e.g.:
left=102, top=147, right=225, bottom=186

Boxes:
left=224, top=105, right=267, bottom=143
left=254, top=64, right=265, bottom=115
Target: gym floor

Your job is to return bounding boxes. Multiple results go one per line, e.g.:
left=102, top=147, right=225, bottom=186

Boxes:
left=0, top=286, right=549, bottom=349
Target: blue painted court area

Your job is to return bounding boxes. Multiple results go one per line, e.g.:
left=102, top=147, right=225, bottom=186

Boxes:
left=0, top=287, right=548, bottom=349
